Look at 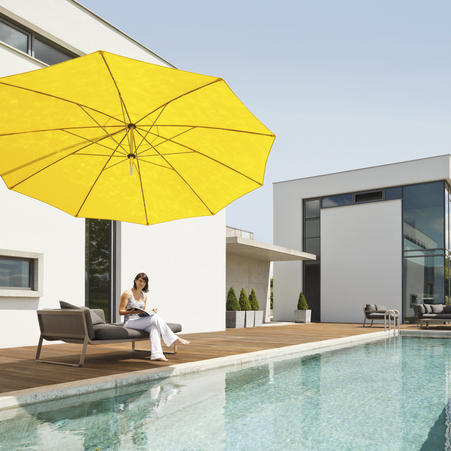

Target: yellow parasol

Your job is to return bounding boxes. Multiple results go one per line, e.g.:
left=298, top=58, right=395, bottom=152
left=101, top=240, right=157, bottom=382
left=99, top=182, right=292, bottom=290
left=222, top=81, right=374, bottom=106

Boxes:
left=0, top=51, right=275, bottom=225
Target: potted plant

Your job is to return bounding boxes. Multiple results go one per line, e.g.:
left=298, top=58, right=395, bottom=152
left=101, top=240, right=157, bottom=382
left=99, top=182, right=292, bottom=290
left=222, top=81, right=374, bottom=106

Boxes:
left=226, top=287, right=245, bottom=328
left=239, top=288, right=254, bottom=327
left=294, top=292, right=311, bottom=323
left=249, top=288, right=264, bottom=326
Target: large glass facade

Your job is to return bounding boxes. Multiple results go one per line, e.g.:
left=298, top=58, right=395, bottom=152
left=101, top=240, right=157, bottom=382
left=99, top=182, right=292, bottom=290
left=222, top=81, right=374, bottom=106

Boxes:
left=303, top=199, right=321, bottom=321
left=303, top=180, right=451, bottom=323
left=402, top=181, right=446, bottom=321
left=85, top=219, right=113, bottom=322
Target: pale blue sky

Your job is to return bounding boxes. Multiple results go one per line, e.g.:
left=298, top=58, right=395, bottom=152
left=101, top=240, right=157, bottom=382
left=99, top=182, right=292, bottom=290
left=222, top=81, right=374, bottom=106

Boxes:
left=80, top=0, right=451, bottom=243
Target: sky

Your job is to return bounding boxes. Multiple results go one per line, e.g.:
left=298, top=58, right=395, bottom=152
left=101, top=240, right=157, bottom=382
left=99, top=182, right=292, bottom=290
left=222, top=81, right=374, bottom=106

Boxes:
left=80, top=0, right=451, bottom=243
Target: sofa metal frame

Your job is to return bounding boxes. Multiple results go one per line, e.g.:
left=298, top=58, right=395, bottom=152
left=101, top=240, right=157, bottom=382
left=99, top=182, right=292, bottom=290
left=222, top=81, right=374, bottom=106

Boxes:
left=36, top=309, right=177, bottom=367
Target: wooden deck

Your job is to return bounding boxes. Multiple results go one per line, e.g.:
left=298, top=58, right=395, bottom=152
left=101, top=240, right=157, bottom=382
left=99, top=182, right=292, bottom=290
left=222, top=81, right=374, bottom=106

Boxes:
left=0, top=323, right=398, bottom=394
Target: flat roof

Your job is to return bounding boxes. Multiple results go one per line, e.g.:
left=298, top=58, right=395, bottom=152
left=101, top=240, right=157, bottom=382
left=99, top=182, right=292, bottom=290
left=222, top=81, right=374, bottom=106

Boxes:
left=226, top=236, right=316, bottom=262
left=273, top=154, right=451, bottom=185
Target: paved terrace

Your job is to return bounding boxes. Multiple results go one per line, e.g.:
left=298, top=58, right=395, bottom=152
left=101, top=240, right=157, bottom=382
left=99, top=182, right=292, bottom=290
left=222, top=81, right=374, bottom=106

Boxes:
left=0, top=322, right=411, bottom=396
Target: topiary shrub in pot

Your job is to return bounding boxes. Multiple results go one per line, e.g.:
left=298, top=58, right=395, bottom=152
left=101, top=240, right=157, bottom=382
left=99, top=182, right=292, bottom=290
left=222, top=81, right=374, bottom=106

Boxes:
left=226, top=287, right=245, bottom=328
left=294, top=291, right=311, bottom=323
left=239, top=288, right=254, bottom=327
left=249, top=288, right=264, bottom=326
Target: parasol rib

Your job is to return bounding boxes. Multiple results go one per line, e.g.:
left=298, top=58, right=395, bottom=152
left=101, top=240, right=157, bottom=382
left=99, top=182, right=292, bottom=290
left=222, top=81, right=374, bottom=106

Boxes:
left=137, top=127, right=195, bottom=157
left=0, top=81, right=125, bottom=125
left=75, top=133, right=128, bottom=217
left=5, top=129, right=124, bottom=187
left=135, top=78, right=222, bottom=126
left=135, top=128, right=213, bottom=215
left=136, top=126, right=263, bottom=186
left=0, top=125, right=124, bottom=137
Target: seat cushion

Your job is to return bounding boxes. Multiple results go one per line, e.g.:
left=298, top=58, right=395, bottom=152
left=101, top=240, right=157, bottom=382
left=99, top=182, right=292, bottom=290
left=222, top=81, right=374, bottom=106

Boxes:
left=93, top=322, right=182, bottom=340
left=424, top=304, right=433, bottom=314
left=367, top=313, right=386, bottom=319
left=93, top=324, right=148, bottom=340
left=375, top=305, right=387, bottom=312
left=365, top=304, right=376, bottom=312
left=423, top=313, right=451, bottom=319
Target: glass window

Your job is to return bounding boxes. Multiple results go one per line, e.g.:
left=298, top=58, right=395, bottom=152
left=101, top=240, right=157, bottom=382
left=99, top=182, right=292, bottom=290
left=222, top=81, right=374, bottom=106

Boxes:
left=86, top=219, right=112, bottom=321
left=446, top=184, right=449, bottom=250
left=355, top=191, right=383, bottom=203
left=0, top=257, right=32, bottom=289
left=403, top=255, right=444, bottom=321
left=322, top=194, right=352, bottom=208
left=304, top=237, right=320, bottom=256
left=403, top=182, right=444, bottom=250
left=33, top=37, right=73, bottom=65
left=305, top=218, right=320, bottom=238
left=304, top=199, right=320, bottom=218
left=304, top=263, right=320, bottom=322
left=385, top=186, right=402, bottom=200
left=0, top=19, right=28, bottom=53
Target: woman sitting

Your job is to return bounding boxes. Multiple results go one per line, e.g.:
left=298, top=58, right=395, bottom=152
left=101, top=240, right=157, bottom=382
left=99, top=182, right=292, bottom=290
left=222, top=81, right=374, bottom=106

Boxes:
left=119, top=272, right=189, bottom=361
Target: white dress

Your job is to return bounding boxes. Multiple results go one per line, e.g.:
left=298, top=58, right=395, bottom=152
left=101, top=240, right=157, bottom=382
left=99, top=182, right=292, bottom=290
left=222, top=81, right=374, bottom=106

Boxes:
left=124, top=289, right=178, bottom=360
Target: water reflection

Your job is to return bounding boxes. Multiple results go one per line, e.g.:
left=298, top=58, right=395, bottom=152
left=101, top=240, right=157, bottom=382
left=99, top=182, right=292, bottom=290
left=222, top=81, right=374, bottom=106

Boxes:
left=3, top=339, right=451, bottom=450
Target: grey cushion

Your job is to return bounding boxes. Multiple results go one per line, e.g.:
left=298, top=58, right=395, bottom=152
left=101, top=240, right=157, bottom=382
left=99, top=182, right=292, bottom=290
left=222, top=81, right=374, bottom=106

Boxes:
left=59, top=301, right=105, bottom=325
left=93, top=322, right=182, bottom=340
left=431, top=304, right=444, bottom=314
left=423, top=313, right=451, bottom=319
left=365, top=304, right=376, bottom=312
left=424, top=304, right=432, bottom=314
left=417, top=305, right=426, bottom=315
left=93, top=324, right=148, bottom=340
left=375, top=305, right=387, bottom=312
left=367, top=313, right=386, bottom=319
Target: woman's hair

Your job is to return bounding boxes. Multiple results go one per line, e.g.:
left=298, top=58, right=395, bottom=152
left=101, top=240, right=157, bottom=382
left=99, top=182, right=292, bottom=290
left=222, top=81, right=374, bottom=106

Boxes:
left=133, top=272, right=149, bottom=292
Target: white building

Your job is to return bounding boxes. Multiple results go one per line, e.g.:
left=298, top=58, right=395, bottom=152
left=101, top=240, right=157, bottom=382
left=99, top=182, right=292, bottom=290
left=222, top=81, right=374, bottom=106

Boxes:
left=273, top=155, right=451, bottom=324
left=0, top=0, right=225, bottom=348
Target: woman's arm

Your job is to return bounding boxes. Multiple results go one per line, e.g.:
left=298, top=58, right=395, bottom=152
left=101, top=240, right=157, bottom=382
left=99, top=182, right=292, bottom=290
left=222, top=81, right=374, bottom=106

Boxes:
left=118, top=291, right=139, bottom=315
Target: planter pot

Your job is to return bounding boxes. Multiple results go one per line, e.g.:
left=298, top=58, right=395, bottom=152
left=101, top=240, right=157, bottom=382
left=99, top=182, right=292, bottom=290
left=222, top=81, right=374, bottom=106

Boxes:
left=254, top=310, right=264, bottom=327
left=226, top=311, right=245, bottom=328
left=294, top=309, right=311, bottom=323
left=245, top=310, right=255, bottom=328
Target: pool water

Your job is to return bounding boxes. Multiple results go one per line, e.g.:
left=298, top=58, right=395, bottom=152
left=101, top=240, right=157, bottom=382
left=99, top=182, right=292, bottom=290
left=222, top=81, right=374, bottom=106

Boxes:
left=1, top=337, right=451, bottom=450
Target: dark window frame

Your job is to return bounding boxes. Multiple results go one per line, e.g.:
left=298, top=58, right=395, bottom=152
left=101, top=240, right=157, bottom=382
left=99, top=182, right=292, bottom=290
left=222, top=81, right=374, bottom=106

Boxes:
left=0, top=256, right=34, bottom=290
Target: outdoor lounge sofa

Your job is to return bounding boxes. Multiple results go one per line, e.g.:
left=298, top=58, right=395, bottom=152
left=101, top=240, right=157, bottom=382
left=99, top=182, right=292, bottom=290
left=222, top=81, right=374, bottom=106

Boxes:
left=362, top=304, right=390, bottom=327
left=414, top=303, right=451, bottom=328
left=36, top=302, right=182, bottom=367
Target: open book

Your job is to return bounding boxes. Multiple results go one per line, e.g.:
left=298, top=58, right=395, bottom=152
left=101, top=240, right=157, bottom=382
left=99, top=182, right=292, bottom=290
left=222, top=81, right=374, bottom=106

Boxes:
left=127, top=307, right=157, bottom=317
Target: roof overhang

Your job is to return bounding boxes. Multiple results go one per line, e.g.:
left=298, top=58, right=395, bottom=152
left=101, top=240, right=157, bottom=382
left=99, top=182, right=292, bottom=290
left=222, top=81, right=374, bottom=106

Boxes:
left=226, top=236, right=316, bottom=262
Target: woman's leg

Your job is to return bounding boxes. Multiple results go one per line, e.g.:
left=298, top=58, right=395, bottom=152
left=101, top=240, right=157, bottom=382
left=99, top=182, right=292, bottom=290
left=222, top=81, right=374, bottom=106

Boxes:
left=148, top=314, right=179, bottom=360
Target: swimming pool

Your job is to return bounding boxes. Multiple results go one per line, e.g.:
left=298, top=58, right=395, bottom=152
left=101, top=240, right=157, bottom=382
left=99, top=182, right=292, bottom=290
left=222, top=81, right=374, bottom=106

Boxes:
left=1, top=337, right=450, bottom=450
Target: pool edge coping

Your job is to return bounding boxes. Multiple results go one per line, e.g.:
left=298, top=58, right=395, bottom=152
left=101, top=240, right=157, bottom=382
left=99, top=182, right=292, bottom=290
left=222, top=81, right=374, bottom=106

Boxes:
left=0, top=330, right=398, bottom=412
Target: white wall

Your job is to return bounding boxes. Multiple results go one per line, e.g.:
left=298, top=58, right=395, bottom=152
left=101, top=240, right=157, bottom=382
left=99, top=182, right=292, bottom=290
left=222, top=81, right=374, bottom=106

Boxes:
left=120, top=212, right=226, bottom=334
left=0, top=183, right=85, bottom=348
left=320, top=201, right=402, bottom=323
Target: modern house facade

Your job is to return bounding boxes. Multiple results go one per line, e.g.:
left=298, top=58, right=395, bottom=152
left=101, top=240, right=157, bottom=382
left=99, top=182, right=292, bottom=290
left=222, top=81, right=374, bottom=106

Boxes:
left=0, top=0, right=225, bottom=348
left=273, top=155, right=451, bottom=324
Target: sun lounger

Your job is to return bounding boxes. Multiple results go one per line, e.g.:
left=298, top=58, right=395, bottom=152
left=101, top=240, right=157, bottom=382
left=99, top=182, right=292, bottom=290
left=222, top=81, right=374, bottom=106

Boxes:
left=36, top=305, right=181, bottom=367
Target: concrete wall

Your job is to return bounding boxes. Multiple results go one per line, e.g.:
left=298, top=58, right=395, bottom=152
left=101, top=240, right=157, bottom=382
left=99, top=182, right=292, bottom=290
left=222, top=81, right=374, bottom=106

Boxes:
left=0, top=0, right=226, bottom=347
left=273, top=155, right=450, bottom=322
left=226, top=253, right=270, bottom=316
left=320, top=200, right=402, bottom=323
